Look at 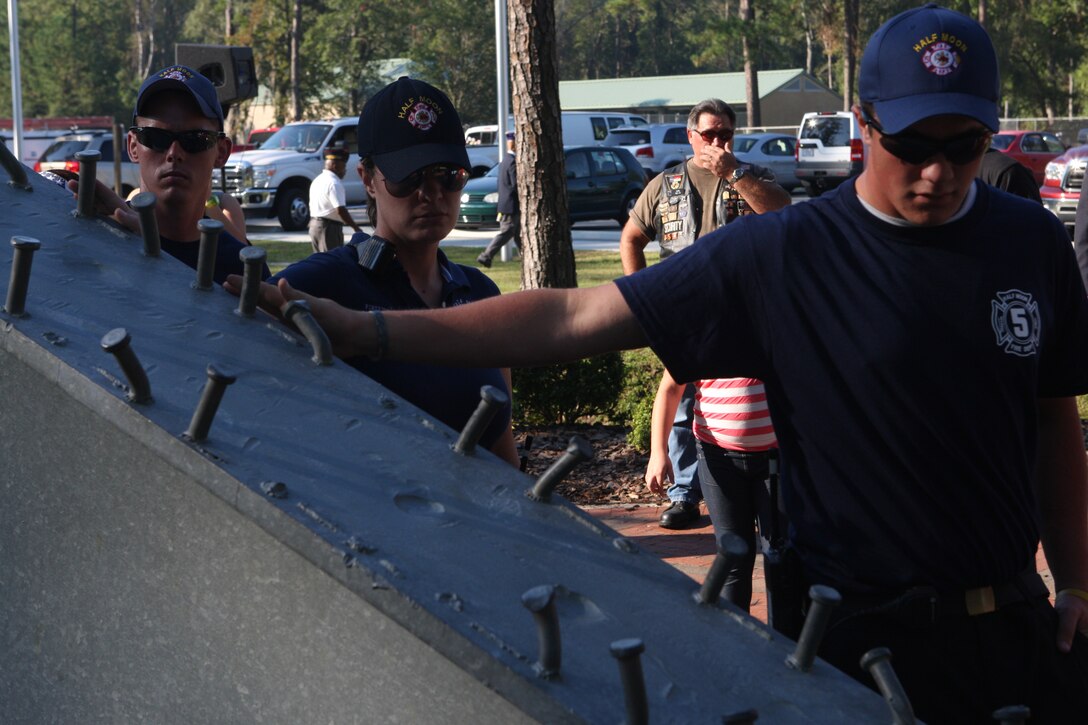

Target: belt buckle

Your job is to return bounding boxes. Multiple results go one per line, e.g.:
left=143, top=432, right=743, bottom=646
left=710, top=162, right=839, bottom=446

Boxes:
left=965, top=585, right=996, bottom=616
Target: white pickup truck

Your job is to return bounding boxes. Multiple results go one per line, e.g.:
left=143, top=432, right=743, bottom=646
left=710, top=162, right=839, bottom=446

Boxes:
left=216, top=118, right=500, bottom=231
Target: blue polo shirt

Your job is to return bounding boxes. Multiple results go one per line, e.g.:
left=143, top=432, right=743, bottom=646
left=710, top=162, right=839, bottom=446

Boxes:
left=273, top=237, right=511, bottom=449
left=617, top=179, right=1088, bottom=593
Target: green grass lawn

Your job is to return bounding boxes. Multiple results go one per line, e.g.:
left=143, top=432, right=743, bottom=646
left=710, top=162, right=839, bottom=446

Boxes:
left=250, top=239, right=659, bottom=293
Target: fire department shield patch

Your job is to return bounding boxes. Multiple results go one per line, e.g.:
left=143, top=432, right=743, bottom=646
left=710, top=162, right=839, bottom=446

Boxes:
left=991, top=289, right=1040, bottom=357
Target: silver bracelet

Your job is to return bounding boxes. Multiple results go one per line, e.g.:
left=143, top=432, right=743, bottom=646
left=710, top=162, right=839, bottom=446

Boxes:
left=369, top=309, right=388, bottom=361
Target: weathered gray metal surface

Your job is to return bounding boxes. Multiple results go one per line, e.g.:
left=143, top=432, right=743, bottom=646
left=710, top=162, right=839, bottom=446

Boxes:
left=0, top=168, right=891, bottom=722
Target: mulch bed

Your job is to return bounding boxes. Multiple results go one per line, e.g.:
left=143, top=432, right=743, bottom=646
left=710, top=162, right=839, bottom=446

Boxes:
left=522, top=421, right=1088, bottom=506
left=516, top=424, right=658, bottom=505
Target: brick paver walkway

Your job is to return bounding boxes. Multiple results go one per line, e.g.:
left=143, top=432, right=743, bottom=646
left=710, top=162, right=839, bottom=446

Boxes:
left=584, top=502, right=1056, bottom=626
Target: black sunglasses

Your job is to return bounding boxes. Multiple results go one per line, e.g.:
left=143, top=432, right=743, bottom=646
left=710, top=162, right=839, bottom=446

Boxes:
left=129, top=126, right=224, bottom=154
left=861, top=112, right=991, bottom=166
left=694, top=127, right=735, bottom=144
left=382, top=164, right=469, bottom=198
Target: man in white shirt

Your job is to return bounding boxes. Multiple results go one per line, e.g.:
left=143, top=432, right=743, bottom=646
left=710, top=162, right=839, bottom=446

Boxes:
left=308, top=147, right=361, bottom=252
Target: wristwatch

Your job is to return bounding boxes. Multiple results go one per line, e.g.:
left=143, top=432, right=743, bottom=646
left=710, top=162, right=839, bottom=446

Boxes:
left=729, top=166, right=749, bottom=184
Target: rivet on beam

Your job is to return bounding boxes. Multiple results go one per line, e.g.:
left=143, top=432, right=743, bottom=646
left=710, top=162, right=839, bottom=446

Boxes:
left=129, top=192, right=161, bottom=257
left=237, top=246, right=268, bottom=317
left=521, top=584, right=562, bottom=678
left=860, top=647, right=916, bottom=725
left=281, top=299, right=333, bottom=365
left=99, top=328, right=152, bottom=404
left=0, top=137, right=31, bottom=190
left=785, top=585, right=841, bottom=673
left=4, top=236, right=41, bottom=317
left=992, top=705, right=1030, bottom=725
left=194, top=219, right=222, bottom=290
left=185, top=363, right=237, bottom=442
left=74, top=150, right=102, bottom=217
left=610, top=638, right=648, bottom=725
left=696, top=533, right=749, bottom=605
left=526, top=436, right=594, bottom=502
left=453, top=385, right=508, bottom=456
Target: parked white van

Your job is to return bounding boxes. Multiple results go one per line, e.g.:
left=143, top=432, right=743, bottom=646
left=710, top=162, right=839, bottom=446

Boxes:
left=465, top=112, right=648, bottom=149
left=794, top=110, right=863, bottom=197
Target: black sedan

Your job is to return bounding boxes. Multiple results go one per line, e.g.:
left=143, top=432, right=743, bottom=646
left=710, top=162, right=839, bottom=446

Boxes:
left=458, top=145, right=646, bottom=228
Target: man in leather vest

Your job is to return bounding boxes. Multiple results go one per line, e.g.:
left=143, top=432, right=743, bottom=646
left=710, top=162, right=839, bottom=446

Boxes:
left=620, top=98, right=791, bottom=529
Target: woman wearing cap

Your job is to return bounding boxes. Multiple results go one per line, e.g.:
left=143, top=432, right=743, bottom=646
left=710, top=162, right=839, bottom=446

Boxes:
left=257, top=77, right=519, bottom=465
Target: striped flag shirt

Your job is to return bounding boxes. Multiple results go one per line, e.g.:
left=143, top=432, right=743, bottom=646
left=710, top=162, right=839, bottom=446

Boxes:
left=693, top=377, right=777, bottom=452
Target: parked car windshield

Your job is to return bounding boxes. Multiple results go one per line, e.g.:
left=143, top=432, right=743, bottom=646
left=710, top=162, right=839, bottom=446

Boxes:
left=800, top=117, right=851, bottom=147
left=260, top=124, right=332, bottom=152
left=733, top=137, right=759, bottom=153
left=607, top=130, right=650, bottom=145
left=251, top=130, right=277, bottom=148
left=40, top=138, right=90, bottom=161
left=990, top=134, right=1015, bottom=151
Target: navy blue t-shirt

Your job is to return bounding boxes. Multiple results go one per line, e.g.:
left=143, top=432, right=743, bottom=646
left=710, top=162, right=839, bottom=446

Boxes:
left=273, top=237, right=511, bottom=449
left=617, top=179, right=1088, bottom=593
left=160, top=229, right=269, bottom=285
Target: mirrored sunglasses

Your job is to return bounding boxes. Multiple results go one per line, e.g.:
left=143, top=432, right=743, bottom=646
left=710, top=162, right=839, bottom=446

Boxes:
left=382, top=164, right=469, bottom=198
left=694, top=127, right=735, bottom=144
left=862, top=113, right=991, bottom=166
left=129, top=126, right=224, bottom=154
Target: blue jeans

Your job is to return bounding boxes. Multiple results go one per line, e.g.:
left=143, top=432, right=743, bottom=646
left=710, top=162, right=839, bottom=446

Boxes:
left=665, top=384, right=702, bottom=504
left=696, top=440, right=778, bottom=612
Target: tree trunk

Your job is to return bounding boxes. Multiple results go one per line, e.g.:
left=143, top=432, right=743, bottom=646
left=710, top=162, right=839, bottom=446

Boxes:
left=509, top=0, right=577, bottom=290
left=801, top=0, right=813, bottom=75
left=290, top=0, right=302, bottom=121
left=741, top=0, right=760, bottom=128
left=842, top=0, right=858, bottom=111
left=225, top=0, right=233, bottom=39
left=978, top=0, right=987, bottom=27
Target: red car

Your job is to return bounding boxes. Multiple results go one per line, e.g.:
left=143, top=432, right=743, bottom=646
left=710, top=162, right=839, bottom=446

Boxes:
left=1040, top=144, right=1088, bottom=237
left=990, top=130, right=1066, bottom=185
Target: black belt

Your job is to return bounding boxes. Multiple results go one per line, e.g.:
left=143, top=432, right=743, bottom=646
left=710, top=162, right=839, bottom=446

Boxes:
left=834, top=569, right=1049, bottom=627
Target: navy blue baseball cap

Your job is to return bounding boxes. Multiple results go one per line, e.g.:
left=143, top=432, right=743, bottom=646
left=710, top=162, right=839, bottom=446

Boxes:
left=357, top=77, right=470, bottom=183
left=133, top=65, right=224, bottom=128
left=859, top=4, right=999, bottom=134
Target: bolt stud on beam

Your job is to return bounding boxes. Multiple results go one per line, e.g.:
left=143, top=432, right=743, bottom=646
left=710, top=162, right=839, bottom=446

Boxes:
left=786, top=585, right=841, bottom=672
left=99, top=328, right=152, bottom=404
left=194, top=219, right=222, bottom=290
left=282, top=299, right=333, bottom=365
left=696, top=533, right=749, bottom=605
left=521, top=584, right=562, bottom=678
left=860, top=647, right=916, bottom=725
left=74, top=150, right=102, bottom=217
left=185, top=364, right=237, bottom=442
left=5, top=236, right=41, bottom=317
left=992, top=705, right=1030, bottom=725
left=527, top=436, right=593, bottom=502
left=237, top=246, right=267, bottom=317
left=129, top=192, right=161, bottom=257
left=453, top=385, right=508, bottom=456
left=610, top=638, right=648, bottom=725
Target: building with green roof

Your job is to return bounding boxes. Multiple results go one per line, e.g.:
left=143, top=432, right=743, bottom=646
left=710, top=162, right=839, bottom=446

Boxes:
left=558, top=69, right=842, bottom=130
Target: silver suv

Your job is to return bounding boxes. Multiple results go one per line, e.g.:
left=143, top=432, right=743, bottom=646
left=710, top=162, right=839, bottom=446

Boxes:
left=35, top=130, right=141, bottom=197
left=795, top=111, right=863, bottom=196
left=604, top=124, right=690, bottom=177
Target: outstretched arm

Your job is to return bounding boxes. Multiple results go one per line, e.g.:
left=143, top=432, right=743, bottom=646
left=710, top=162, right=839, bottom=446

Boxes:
left=225, top=276, right=649, bottom=368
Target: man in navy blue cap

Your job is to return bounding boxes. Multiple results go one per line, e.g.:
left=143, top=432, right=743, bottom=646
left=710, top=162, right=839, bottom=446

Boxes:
left=84, top=65, right=264, bottom=284
left=248, top=9, right=1088, bottom=718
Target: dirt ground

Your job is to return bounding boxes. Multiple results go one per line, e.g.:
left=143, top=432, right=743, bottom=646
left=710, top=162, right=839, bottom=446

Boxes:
left=517, top=424, right=658, bottom=505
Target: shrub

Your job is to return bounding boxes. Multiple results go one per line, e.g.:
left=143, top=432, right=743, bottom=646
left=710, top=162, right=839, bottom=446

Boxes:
left=512, top=352, right=625, bottom=426
left=615, top=349, right=664, bottom=452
